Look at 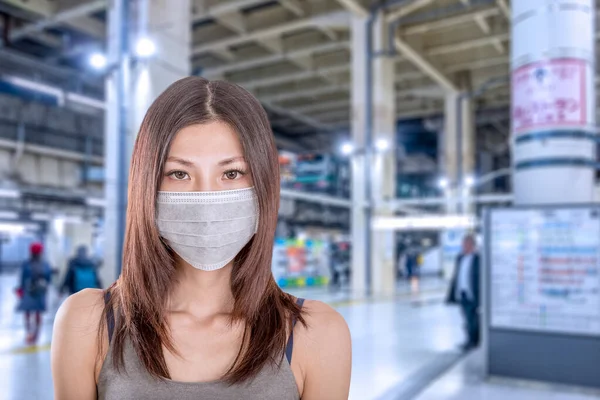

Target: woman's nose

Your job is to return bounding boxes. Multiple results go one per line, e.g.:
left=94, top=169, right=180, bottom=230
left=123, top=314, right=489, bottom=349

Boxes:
left=191, top=171, right=217, bottom=192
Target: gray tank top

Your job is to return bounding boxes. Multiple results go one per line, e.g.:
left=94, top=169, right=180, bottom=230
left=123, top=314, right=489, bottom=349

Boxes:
left=97, top=294, right=303, bottom=400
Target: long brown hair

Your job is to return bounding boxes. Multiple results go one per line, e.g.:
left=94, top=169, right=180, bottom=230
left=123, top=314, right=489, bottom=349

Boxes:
left=100, top=77, right=304, bottom=383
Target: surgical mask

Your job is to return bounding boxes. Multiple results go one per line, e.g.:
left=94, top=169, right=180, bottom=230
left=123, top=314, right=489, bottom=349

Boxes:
left=156, top=187, right=258, bottom=271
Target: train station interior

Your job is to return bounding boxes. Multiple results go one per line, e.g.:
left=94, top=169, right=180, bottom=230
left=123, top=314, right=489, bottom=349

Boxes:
left=0, top=0, right=599, bottom=399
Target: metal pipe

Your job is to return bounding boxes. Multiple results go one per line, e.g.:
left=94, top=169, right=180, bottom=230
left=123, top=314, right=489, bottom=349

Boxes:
left=115, top=0, right=130, bottom=275
left=456, top=76, right=509, bottom=211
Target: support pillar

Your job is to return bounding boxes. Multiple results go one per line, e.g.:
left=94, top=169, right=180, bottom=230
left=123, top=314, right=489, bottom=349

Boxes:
left=370, top=13, right=396, bottom=296
left=443, top=92, right=459, bottom=213
left=512, top=0, right=596, bottom=205
left=102, top=0, right=191, bottom=287
left=350, top=13, right=396, bottom=297
left=350, top=15, right=367, bottom=296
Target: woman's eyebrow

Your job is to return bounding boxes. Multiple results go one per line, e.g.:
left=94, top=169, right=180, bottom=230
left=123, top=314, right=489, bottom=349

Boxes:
left=218, top=156, right=246, bottom=166
left=166, top=156, right=195, bottom=167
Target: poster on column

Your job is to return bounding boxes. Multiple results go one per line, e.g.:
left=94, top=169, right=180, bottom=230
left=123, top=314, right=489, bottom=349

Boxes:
left=489, top=207, right=600, bottom=336
left=512, top=59, right=588, bottom=134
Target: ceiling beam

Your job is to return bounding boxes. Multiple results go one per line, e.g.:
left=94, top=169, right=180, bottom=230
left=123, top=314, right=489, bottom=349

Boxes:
left=7, top=0, right=106, bottom=40
left=201, top=41, right=349, bottom=77
left=239, top=64, right=349, bottom=90
left=261, top=84, right=351, bottom=103
left=394, top=37, right=458, bottom=92
left=192, top=11, right=349, bottom=56
left=192, top=0, right=265, bottom=22
left=263, top=102, right=339, bottom=132
left=496, top=0, right=510, bottom=19
left=279, top=0, right=305, bottom=16
left=387, top=0, right=434, bottom=22
left=402, top=7, right=499, bottom=35
left=426, top=32, right=509, bottom=56
left=334, top=0, right=368, bottom=18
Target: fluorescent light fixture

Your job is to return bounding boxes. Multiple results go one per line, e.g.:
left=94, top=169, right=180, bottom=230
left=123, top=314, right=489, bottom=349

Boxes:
left=0, top=223, right=25, bottom=234
left=0, top=211, right=19, bottom=220
left=89, top=52, right=107, bottom=69
left=135, top=37, right=156, bottom=58
left=438, top=178, right=449, bottom=189
left=372, top=214, right=476, bottom=231
left=0, top=188, right=20, bottom=199
left=66, top=92, right=106, bottom=109
left=341, top=142, right=354, bottom=155
left=375, top=139, right=389, bottom=151
left=464, top=176, right=476, bottom=187
left=86, top=197, right=106, bottom=208
left=6, top=76, right=64, bottom=101
left=31, top=213, right=51, bottom=221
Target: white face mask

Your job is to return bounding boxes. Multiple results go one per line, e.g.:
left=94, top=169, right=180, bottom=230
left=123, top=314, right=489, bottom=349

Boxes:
left=156, top=187, right=258, bottom=271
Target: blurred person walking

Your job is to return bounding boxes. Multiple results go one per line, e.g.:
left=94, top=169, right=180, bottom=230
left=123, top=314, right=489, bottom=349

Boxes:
left=61, top=245, right=102, bottom=295
left=52, top=77, right=351, bottom=400
left=447, top=234, right=480, bottom=351
left=17, top=242, right=52, bottom=345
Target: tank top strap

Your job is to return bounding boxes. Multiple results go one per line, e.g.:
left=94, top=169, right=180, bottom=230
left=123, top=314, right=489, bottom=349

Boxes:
left=104, top=290, right=115, bottom=344
left=285, top=298, right=305, bottom=365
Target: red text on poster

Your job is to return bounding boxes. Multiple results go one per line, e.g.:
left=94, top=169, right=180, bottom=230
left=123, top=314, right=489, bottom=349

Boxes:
left=512, top=59, right=587, bottom=134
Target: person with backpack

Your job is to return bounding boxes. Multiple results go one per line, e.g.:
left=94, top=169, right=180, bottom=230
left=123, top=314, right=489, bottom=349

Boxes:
left=61, top=245, right=101, bottom=295
left=17, top=242, right=52, bottom=345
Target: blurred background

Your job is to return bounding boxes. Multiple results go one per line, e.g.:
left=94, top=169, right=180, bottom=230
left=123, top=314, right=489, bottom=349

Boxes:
left=0, top=0, right=600, bottom=399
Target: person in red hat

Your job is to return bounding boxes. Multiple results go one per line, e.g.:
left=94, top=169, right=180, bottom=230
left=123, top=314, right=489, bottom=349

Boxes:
left=17, top=242, right=52, bottom=345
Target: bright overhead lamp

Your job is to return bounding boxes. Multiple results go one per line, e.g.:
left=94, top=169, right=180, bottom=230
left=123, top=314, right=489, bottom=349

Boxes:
left=0, top=211, right=19, bottom=220
left=6, top=76, right=63, bottom=99
left=135, top=37, right=156, bottom=58
left=372, top=215, right=476, bottom=231
left=89, top=52, right=108, bottom=69
left=0, top=223, right=26, bottom=234
left=438, top=178, right=449, bottom=189
left=341, top=142, right=354, bottom=156
left=464, top=175, right=476, bottom=187
left=0, top=188, right=20, bottom=199
left=375, top=139, right=389, bottom=151
left=86, top=197, right=106, bottom=208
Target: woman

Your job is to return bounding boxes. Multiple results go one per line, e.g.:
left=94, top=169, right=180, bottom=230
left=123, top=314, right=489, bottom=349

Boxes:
left=18, top=242, right=52, bottom=345
left=52, top=77, right=352, bottom=399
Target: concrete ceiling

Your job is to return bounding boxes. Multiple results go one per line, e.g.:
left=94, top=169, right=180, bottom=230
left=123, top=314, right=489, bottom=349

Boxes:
left=0, top=0, right=528, bottom=151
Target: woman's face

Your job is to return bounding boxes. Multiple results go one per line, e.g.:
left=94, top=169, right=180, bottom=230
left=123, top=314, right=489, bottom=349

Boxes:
left=160, top=121, right=253, bottom=192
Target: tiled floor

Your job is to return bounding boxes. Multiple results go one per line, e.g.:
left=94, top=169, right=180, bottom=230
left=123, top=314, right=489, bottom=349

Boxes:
left=416, top=349, right=600, bottom=400
left=1, top=273, right=598, bottom=400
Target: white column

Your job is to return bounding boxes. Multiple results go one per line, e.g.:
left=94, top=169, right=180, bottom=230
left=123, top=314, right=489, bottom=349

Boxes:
left=350, top=15, right=367, bottom=296
left=512, top=0, right=596, bottom=205
left=444, top=92, right=459, bottom=213
left=102, top=0, right=191, bottom=287
left=371, top=13, right=396, bottom=296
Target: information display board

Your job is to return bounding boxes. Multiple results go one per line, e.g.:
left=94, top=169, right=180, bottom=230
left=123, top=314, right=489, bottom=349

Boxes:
left=490, top=207, right=600, bottom=336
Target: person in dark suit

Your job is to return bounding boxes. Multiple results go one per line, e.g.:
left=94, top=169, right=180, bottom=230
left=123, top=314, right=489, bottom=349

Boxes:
left=447, top=234, right=480, bottom=351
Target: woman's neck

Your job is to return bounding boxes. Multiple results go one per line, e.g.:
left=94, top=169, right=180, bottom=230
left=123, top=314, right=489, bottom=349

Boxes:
left=168, top=259, right=235, bottom=318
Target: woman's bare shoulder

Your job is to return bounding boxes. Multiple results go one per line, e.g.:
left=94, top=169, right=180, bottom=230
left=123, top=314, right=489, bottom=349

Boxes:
left=293, top=299, right=351, bottom=399
left=297, top=299, right=350, bottom=343
left=55, top=288, right=106, bottom=332
left=52, top=289, right=107, bottom=399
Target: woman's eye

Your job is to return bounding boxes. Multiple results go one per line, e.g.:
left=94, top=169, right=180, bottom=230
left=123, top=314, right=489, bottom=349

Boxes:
left=170, top=171, right=189, bottom=180
left=224, top=171, right=239, bottom=180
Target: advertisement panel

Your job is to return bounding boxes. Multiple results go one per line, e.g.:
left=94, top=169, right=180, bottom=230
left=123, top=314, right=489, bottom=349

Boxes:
left=512, top=59, right=587, bottom=134
left=490, top=207, right=600, bottom=336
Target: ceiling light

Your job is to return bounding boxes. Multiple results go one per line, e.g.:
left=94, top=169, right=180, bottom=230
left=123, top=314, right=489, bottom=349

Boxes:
left=135, top=37, right=156, bottom=58
left=89, top=52, right=107, bottom=69
left=0, top=188, right=20, bottom=199
left=375, top=139, right=389, bottom=151
left=464, top=176, right=476, bottom=187
left=438, top=178, right=449, bottom=189
left=341, top=142, right=354, bottom=156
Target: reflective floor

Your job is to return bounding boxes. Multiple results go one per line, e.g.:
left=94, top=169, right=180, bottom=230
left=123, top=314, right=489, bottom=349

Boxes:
left=1, top=273, right=598, bottom=400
